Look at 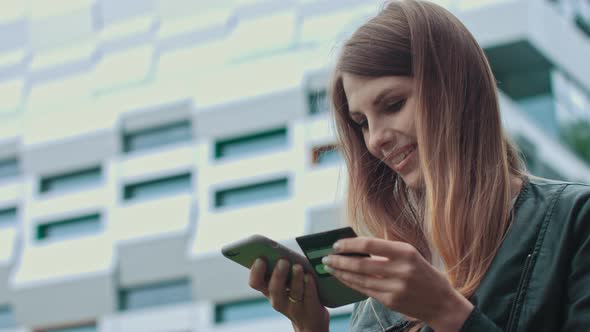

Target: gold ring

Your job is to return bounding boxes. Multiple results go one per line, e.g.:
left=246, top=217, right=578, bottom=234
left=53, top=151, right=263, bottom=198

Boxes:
left=288, top=293, right=302, bottom=303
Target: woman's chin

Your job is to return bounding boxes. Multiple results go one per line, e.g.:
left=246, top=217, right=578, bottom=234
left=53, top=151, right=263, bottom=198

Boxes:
left=400, top=170, right=424, bottom=191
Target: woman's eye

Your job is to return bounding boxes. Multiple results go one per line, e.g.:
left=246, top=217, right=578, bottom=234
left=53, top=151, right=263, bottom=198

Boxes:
left=386, top=99, right=406, bottom=112
left=354, top=119, right=368, bottom=129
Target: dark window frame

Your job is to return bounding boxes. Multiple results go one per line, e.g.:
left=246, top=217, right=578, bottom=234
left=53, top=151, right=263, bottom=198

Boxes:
left=214, top=297, right=279, bottom=324
left=123, top=173, right=192, bottom=201
left=36, top=213, right=101, bottom=241
left=0, top=158, right=20, bottom=180
left=308, top=89, right=328, bottom=115
left=214, top=127, right=288, bottom=160
left=39, top=166, right=102, bottom=194
left=122, top=120, right=193, bottom=154
left=0, top=207, right=17, bottom=228
left=118, top=278, right=192, bottom=311
left=214, top=178, right=289, bottom=209
left=34, top=321, right=96, bottom=332
left=311, top=144, right=340, bottom=166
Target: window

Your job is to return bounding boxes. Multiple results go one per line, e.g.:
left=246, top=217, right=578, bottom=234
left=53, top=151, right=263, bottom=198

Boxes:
left=215, top=178, right=289, bottom=208
left=514, top=135, right=565, bottom=180
left=214, top=127, right=287, bottom=160
left=0, top=207, right=17, bottom=228
left=39, top=167, right=102, bottom=194
left=329, top=313, right=352, bottom=332
left=0, top=158, right=19, bottom=179
left=36, top=213, right=101, bottom=241
left=214, top=297, right=280, bottom=324
left=42, top=324, right=96, bottom=332
left=119, top=279, right=192, bottom=311
left=308, top=89, right=328, bottom=115
left=312, top=144, right=341, bottom=165
left=123, top=173, right=191, bottom=201
left=484, top=41, right=558, bottom=137
left=123, top=121, right=192, bottom=153
left=0, top=306, right=16, bottom=329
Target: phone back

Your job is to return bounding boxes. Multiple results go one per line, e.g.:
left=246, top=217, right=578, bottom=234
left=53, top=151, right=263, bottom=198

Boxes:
left=221, top=235, right=312, bottom=278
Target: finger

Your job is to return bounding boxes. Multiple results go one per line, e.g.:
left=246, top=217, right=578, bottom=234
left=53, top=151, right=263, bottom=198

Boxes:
left=323, top=255, right=393, bottom=277
left=302, top=273, right=321, bottom=304
left=333, top=237, right=416, bottom=260
left=327, top=267, right=393, bottom=293
left=337, top=276, right=384, bottom=303
left=249, top=258, right=269, bottom=296
left=268, top=259, right=291, bottom=308
left=288, top=264, right=305, bottom=302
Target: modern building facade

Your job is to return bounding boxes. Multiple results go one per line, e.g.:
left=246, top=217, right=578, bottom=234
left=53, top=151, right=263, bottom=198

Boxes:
left=0, top=0, right=589, bottom=331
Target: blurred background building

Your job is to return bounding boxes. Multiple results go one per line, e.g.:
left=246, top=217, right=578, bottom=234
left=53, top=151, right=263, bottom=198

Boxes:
left=0, top=0, right=589, bottom=331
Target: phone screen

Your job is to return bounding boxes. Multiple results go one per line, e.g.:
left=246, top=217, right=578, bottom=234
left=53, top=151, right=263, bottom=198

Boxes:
left=296, top=227, right=369, bottom=279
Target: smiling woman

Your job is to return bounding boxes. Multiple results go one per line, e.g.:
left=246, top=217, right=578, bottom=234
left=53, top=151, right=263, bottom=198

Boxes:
left=247, top=1, right=590, bottom=331
left=342, top=74, right=420, bottom=188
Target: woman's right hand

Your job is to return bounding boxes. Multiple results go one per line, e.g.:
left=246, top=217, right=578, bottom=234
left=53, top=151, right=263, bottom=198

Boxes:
left=249, top=257, right=330, bottom=332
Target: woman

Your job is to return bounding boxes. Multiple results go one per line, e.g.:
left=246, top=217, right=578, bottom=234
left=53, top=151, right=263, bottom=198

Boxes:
left=249, top=0, right=590, bottom=331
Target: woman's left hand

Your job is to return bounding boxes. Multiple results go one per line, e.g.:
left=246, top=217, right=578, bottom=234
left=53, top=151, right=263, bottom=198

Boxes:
left=322, top=237, right=474, bottom=332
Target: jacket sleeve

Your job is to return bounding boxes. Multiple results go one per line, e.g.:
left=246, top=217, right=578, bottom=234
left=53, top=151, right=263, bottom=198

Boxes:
left=561, top=194, right=590, bottom=331
left=457, top=306, right=503, bottom=332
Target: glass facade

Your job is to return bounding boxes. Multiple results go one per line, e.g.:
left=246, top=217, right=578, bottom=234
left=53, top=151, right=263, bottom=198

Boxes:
left=485, top=39, right=590, bottom=173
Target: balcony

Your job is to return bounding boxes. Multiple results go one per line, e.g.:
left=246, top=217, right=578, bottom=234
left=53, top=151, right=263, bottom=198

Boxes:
left=10, top=235, right=116, bottom=327
left=102, top=302, right=199, bottom=332
left=0, top=227, right=18, bottom=304
left=112, top=194, right=194, bottom=286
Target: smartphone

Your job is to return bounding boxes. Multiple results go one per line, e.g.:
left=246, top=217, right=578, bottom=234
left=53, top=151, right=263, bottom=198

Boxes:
left=221, top=235, right=314, bottom=285
left=295, top=226, right=369, bottom=308
left=221, top=228, right=368, bottom=308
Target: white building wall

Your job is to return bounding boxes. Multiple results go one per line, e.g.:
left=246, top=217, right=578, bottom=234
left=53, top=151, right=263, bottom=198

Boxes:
left=0, top=0, right=589, bottom=331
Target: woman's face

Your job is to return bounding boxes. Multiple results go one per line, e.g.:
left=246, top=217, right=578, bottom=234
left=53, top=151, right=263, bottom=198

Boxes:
left=342, top=73, right=424, bottom=190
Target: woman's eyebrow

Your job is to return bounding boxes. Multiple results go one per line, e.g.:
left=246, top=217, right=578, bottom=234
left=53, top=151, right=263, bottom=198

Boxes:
left=349, top=88, right=400, bottom=115
left=372, top=88, right=394, bottom=107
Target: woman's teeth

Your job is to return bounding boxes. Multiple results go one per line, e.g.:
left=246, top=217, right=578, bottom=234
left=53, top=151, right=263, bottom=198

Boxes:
left=391, top=147, right=414, bottom=165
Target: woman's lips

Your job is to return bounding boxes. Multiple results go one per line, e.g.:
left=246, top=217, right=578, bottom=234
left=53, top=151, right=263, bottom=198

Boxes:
left=388, top=144, right=417, bottom=172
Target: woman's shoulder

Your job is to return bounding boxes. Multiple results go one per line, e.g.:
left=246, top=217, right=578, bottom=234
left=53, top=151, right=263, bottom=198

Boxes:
left=524, top=176, right=590, bottom=230
left=524, top=176, right=590, bottom=203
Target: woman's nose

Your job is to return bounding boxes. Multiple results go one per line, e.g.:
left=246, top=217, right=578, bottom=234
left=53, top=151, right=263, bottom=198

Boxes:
left=368, top=125, right=394, bottom=158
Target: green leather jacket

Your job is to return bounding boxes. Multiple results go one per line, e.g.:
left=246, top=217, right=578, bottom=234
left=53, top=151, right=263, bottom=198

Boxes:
left=350, top=177, right=590, bottom=331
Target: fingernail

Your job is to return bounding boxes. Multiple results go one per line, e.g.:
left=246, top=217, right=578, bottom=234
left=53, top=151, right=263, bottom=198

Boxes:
left=321, top=256, right=331, bottom=265
left=333, top=241, right=341, bottom=251
left=292, top=264, right=301, bottom=274
left=304, top=274, right=310, bottom=284
left=279, top=259, right=289, bottom=270
left=254, top=258, right=263, bottom=268
left=324, top=265, right=335, bottom=274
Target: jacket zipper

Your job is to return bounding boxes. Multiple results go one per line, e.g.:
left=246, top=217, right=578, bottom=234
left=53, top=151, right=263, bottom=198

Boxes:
left=506, top=253, right=533, bottom=332
left=385, top=320, right=412, bottom=332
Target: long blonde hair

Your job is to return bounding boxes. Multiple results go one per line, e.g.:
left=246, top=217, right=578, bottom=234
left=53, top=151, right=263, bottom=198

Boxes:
left=331, top=0, right=527, bottom=329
